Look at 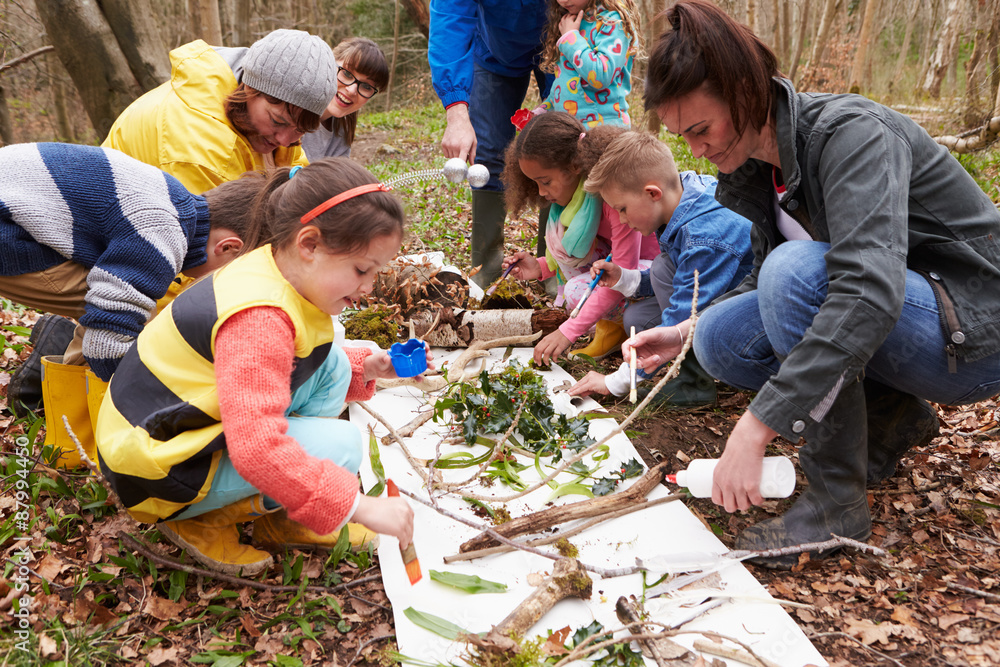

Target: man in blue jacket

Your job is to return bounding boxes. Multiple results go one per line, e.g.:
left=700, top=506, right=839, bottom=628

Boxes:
left=429, top=0, right=551, bottom=288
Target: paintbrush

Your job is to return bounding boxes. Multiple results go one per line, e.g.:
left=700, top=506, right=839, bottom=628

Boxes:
left=484, top=263, right=517, bottom=297
left=629, top=325, right=637, bottom=403
left=570, top=253, right=613, bottom=318
left=386, top=479, right=422, bottom=584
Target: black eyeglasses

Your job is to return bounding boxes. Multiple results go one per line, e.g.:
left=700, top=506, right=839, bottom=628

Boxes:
left=337, top=67, right=379, bottom=99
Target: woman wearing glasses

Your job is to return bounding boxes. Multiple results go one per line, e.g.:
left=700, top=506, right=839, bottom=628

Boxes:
left=302, top=38, right=390, bottom=162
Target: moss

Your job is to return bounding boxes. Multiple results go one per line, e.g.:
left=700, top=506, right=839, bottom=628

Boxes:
left=341, top=306, right=400, bottom=349
left=555, top=569, right=593, bottom=599
left=492, top=506, right=512, bottom=525
left=554, top=537, right=578, bottom=558
left=471, top=279, right=535, bottom=310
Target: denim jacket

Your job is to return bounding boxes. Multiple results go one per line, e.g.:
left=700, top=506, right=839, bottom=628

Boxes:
left=635, top=172, right=753, bottom=327
left=715, top=78, right=1000, bottom=441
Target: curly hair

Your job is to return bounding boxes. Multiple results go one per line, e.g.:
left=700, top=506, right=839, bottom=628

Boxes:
left=501, top=111, right=626, bottom=217
left=539, top=0, right=643, bottom=73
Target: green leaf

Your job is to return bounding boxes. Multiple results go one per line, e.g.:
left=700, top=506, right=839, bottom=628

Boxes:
left=546, top=482, right=594, bottom=502
left=591, top=478, right=618, bottom=496
left=367, top=428, right=386, bottom=497
left=403, top=607, right=467, bottom=639
left=429, top=570, right=508, bottom=594
left=270, top=656, right=304, bottom=667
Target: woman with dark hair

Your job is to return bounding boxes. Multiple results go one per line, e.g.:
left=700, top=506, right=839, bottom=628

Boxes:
left=627, top=0, right=1000, bottom=568
left=301, top=38, right=390, bottom=161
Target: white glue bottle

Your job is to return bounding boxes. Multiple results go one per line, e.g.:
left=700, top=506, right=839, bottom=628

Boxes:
left=672, top=456, right=796, bottom=498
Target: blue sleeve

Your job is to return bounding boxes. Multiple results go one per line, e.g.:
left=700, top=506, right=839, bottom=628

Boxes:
left=429, top=0, right=478, bottom=108
left=557, top=11, right=631, bottom=92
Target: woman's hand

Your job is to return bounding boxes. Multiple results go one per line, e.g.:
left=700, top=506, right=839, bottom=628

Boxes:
left=711, top=411, right=778, bottom=512
left=591, top=259, right=621, bottom=288
left=559, top=11, right=583, bottom=36
left=533, top=329, right=573, bottom=365
left=623, top=321, right=687, bottom=372
left=502, top=251, right=542, bottom=281
left=352, top=494, right=415, bottom=549
left=568, top=371, right=610, bottom=397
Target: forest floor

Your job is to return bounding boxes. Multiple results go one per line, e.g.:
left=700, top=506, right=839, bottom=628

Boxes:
left=1, top=113, right=999, bottom=666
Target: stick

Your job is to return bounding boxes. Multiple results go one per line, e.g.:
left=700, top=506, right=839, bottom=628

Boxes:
left=692, top=638, right=781, bottom=667
left=569, top=253, right=612, bottom=318
left=494, top=558, right=591, bottom=636
left=629, top=325, right=637, bottom=403
left=616, top=596, right=695, bottom=666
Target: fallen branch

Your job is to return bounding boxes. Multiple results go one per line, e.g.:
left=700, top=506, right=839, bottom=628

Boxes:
left=945, top=581, right=1000, bottom=603
left=807, top=631, right=907, bottom=667
left=692, top=638, right=780, bottom=667
left=934, top=115, right=1000, bottom=153
left=459, top=461, right=671, bottom=552
left=496, top=558, right=592, bottom=636
left=444, top=492, right=683, bottom=563
left=726, top=534, right=887, bottom=561
left=411, top=308, right=564, bottom=347
left=616, top=596, right=695, bottom=666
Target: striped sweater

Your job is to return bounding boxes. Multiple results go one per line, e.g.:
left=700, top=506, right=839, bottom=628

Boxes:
left=0, top=143, right=211, bottom=380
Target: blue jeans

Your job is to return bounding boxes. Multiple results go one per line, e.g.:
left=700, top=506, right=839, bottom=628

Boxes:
left=694, top=241, right=1000, bottom=406
left=469, top=63, right=548, bottom=191
left=174, top=345, right=364, bottom=519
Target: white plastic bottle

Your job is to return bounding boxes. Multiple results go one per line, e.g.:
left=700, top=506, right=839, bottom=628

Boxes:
left=674, top=456, right=796, bottom=498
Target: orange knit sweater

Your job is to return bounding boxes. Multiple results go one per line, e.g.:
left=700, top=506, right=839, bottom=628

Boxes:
left=215, top=306, right=376, bottom=535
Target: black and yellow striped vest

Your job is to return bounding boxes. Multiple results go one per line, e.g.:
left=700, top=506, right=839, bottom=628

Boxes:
left=96, top=245, right=334, bottom=523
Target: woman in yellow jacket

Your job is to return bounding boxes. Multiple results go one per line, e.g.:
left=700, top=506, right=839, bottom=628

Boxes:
left=103, top=29, right=337, bottom=195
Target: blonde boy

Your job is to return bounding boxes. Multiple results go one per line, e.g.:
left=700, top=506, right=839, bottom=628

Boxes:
left=568, top=131, right=754, bottom=406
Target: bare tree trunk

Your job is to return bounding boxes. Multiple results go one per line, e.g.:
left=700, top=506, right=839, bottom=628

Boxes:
left=233, top=0, right=253, bottom=46
left=0, top=83, right=13, bottom=146
left=746, top=0, right=758, bottom=34
left=646, top=2, right=668, bottom=133
left=34, top=0, right=145, bottom=140
left=100, top=0, right=171, bottom=90
left=399, top=0, right=430, bottom=38
left=890, top=1, right=920, bottom=87
left=779, top=0, right=791, bottom=66
left=386, top=0, right=401, bottom=111
left=917, top=0, right=943, bottom=91
left=849, top=0, right=881, bottom=92
left=923, top=0, right=964, bottom=98
left=48, top=54, right=74, bottom=142
left=963, top=0, right=991, bottom=125
left=194, top=0, right=224, bottom=44
left=991, top=0, right=1000, bottom=116
left=804, top=0, right=841, bottom=78
left=788, top=0, right=809, bottom=82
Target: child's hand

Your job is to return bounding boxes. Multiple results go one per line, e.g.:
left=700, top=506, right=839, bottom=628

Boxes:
left=559, top=11, right=583, bottom=36
left=568, top=371, right=610, bottom=397
left=364, top=347, right=436, bottom=382
left=591, top=260, right=621, bottom=288
left=352, top=494, right=415, bottom=549
left=533, top=329, right=572, bottom=366
left=502, top=251, right=542, bottom=281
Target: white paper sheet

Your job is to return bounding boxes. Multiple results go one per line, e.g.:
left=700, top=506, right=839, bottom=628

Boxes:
left=350, top=347, right=827, bottom=667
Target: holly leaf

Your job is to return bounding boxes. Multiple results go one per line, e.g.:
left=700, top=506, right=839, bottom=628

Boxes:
left=592, top=478, right=618, bottom=496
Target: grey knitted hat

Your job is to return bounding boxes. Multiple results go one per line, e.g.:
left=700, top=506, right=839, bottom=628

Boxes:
left=242, top=29, right=337, bottom=116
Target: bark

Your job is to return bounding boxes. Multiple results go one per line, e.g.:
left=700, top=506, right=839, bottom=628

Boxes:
left=989, top=0, right=1000, bottom=116
left=34, top=0, right=145, bottom=140
left=934, top=115, right=1000, bottom=152
left=194, top=0, right=225, bottom=45
left=802, top=0, right=841, bottom=82
left=890, top=1, right=920, bottom=87
left=386, top=0, right=401, bottom=111
left=779, top=0, right=791, bottom=66
left=923, top=0, right=962, bottom=98
left=848, top=0, right=881, bottom=92
left=0, top=83, right=13, bottom=146
left=459, top=461, right=670, bottom=552
left=964, top=0, right=991, bottom=126
left=233, top=0, right=253, bottom=46
left=494, top=559, right=592, bottom=637
left=787, top=0, right=809, bottom=83
left=411, top=308, right=567, bottom=347
left=616, top=597, right=697, bottom=665
left=100, top=0, right=171, bottom=90
left=48, top=56, right=74, bottom=142
left=645, top=4, right=668, bottom=133
left=399, top=0, right=430, bottom=38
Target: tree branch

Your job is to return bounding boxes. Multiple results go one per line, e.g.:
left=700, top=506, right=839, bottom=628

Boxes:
left=0, top=46, right=55, bottom=75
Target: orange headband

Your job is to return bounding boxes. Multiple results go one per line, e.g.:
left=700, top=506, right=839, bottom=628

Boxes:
left=300, top=183, right=392, bottom=225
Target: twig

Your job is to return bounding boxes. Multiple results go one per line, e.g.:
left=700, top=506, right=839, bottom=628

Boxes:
left=874, top=482, right=943, bottom=495
left=120, top=533, right=379, bottom=594
left=358, top=401, right=429, bottom=483
left=444, top=492, right=683, bottom=563
left=946, top=582, right=1000, bottom=603
left=727, top=534, right=888, bottom=560
left=431, top=399, right=527, bottom=493
left=807, top=631, right=907, bottom=667
left=692, top=638, right=780, bottom=667
left=347, top=634, right=396, bottom=667
left=3, top=558, right=68, bottom=591
left=380, top=409, right=435, bottom=445
left=0, top=45, right=55, bottom=74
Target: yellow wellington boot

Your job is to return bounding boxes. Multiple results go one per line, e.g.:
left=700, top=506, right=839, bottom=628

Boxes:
left=570, top=320, right=628, bottom=360
left=40, top=356, right=93, bottom=469
left=253, top=511, right=380, bottom=553
left=158, top=495, right=274, bottom=576
left=85, top=369, right=108, bottom=455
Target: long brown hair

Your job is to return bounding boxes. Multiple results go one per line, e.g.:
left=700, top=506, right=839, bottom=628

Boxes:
left=540, top=0, right=642, bottom=73
left=258, top=157, right=403, bottom=254
left=501, top=111, right=626, bottom=217
left=644, top=0, right=779, bottom=138
left=329, top=38, right=389, bottom=146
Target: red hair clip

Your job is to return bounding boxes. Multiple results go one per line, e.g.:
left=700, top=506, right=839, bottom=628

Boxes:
left=300, top=183, right=392, bottom=225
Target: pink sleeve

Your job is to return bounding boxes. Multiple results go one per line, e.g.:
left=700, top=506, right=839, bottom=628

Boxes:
left=216, top=307, right=358, bottom=535
left=537, top=256, right=556, bottom=280
left=342, top=346, right=377, bottom=402
left=558, top=205, right=631, bottom=341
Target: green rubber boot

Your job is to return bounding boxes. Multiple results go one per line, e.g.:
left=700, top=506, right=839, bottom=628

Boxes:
left=864, top=378, right=939, bottom=488
left=735, top=377, right=871, bottom=569
left=643, top=353, right=717, bottom=408
left=471, top=189, right=506, bottom=289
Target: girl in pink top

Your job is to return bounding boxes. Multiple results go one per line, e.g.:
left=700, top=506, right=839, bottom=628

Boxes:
left=500, top=112, right=658, bottom=364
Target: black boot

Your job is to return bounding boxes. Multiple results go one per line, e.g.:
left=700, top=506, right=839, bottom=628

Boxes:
left=735, top=378, right=871, bottom=569
left=470, top=189, right=506, bottom=289
left=641, top=352, right=717, bottom=408
left=864, top=378, right=939, bottom=487
left=8, top=314, right=77, bottom=417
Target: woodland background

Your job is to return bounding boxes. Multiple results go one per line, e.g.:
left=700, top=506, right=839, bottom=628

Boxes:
left=1, top=2, right=1000, bottom=667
